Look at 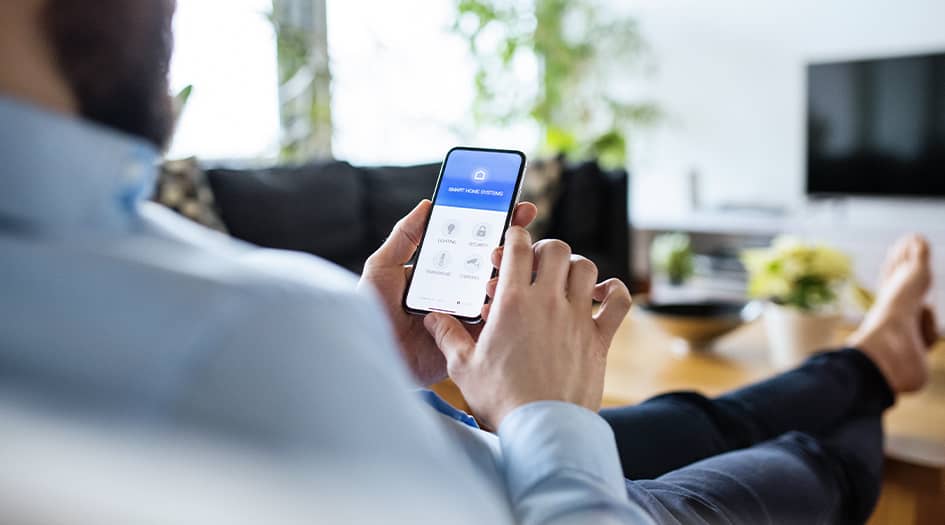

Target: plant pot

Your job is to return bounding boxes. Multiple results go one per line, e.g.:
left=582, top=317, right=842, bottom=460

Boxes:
left=763, top=303, right=842, bottom=369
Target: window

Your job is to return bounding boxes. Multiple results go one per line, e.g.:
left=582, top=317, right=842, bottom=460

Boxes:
left=168, top=0, right=539, bottom=164
left=168, top=0, right=281, bottom=161
left=327, top=0, right=539, bottom=165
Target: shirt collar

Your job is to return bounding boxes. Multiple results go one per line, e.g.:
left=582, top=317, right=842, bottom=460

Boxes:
left=0, top=96, right=161, bottom=232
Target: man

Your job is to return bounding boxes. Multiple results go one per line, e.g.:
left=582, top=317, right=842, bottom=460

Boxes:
left=0, top=1, right=937, bottom=523
left=0, top=1, right=644, bottom=523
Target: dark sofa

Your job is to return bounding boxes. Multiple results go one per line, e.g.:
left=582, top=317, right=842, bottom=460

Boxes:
left=200, top=159, right=631, bottom=283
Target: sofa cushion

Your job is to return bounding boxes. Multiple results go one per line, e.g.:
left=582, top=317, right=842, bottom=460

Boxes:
left=546, top=161, right=630, bottom=283
left=362, top=164, right=440, bottom=247
left=206, top=161, right=368, bottom=264
left=549, top=161, right=605, bottom=245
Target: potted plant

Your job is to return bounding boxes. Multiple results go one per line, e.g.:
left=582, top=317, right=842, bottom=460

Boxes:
left=741, top=237, right=852, bottom=368
left=651, top=233, right=694, bottom=286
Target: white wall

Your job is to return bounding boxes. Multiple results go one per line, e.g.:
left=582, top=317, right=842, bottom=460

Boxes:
left=624, top=0, right=945, bottom=217
left=621, top=0, right=945, bottom=318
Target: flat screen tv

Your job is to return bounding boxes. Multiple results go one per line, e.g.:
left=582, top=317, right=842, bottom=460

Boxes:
left=806, top=51, right=945, bottom=198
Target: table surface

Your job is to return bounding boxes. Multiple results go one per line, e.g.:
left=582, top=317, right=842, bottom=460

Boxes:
left=603, top=310, right=945, bottom=468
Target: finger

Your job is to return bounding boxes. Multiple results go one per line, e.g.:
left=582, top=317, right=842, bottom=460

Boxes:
left=465, top=320, right=485, bottom=340
left=423, top=313, right=476, bottom=365
left=492, top=245, right=538, bottom=280
left=593, top=278, right=633, bottom=342
left=366, top=200, right=431, bottom=267
left=593, top=281, right=617, bottom=302
left=533, top=239, right=572, bottom=290
left=481, top=302, right=492, bottom=322
left=510, top=201, right=538, bottom=229
left=492, top=246, right=503, bottom=270
left=485, top=276, right=499, bottom=299
left=567, top=255, right=598, bottom=310
left=497, top=226, right=534, bottom=290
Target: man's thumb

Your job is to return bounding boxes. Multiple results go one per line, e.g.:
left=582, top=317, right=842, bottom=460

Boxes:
left=367, top=200, right=431, bottom=267
left=423, top=313, right=475, bottom=362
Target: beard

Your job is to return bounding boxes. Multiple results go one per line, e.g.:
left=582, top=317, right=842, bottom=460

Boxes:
left=43, top=0, right=177, bottom=150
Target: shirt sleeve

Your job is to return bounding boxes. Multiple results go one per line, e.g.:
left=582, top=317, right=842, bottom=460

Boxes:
left=499, top=401, right=655, bottom=525
left=175, top=280, right=518, bottom=524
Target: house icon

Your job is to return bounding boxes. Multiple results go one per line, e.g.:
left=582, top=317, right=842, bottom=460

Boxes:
left=473, top=169, right=488, bottom=182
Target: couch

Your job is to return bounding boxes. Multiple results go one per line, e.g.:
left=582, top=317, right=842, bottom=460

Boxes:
left=158, top=158, right=631, bottom=283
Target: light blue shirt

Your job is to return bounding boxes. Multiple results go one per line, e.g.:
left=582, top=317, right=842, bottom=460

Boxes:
left=0, top=97, right=651, bottom=524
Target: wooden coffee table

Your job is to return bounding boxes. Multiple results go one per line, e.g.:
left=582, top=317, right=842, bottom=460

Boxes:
left=434, top=309, right=945, bottom=524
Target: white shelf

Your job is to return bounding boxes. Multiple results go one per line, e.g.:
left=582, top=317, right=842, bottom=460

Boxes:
left=632, top=210, right=786, bottom=236
left=632, top=202, right=945, bottom=237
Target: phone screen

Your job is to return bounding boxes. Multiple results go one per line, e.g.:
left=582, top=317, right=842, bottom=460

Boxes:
left=404, top=147, right=526, bottom=320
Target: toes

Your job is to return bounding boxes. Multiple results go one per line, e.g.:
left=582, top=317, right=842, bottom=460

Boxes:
left=909, top=235, right=931, bottom=263
left=880, top=234, right=934, bottom=300
left=907, top=235, right=934, bottom=286
left=882, top=236, right=913, bottom=281
left=893, top=236, right=913, bottom=263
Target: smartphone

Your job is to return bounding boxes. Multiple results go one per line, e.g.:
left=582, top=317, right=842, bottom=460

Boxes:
left=403, top=147, right=527, bottom=323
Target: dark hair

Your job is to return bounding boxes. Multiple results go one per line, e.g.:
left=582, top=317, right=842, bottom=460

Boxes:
left=44, top=0, right=177, bottom=149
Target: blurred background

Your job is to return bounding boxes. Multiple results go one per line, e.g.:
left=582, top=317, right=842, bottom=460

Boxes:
left=162, top=0, right=945, bottom=318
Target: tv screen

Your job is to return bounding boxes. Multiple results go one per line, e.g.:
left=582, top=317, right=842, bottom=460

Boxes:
left=806, top=51, right=945, bottom=198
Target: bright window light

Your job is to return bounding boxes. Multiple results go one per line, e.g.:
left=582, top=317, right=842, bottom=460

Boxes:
left=327, top=0, right=539, bottom=165
left=168, top=0, right=539, bottom=164
left=168, top=0, right=281, bottom=161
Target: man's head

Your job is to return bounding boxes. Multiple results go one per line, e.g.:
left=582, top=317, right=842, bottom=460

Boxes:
left=0, top=0, right=177, bottom=149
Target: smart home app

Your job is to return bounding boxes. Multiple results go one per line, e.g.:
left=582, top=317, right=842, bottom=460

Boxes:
left=405, top=149, right=525, bottom=319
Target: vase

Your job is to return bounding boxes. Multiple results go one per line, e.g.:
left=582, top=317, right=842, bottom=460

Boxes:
left=763, top=303, right=842, bottom=369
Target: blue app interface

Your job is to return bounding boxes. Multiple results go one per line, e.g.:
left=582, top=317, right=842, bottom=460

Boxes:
left=406, top=149, right=524, bottom=318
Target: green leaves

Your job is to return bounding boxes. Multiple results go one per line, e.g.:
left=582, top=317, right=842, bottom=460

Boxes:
left=742, top=237, right=853, bottom=312
left=587, top=130, right=626, bottom=170
left=545, top=126, right=578, bottom=155
left=451, top=0, right=660, bottom=165
left=175, top=85, right=194, bottom=108
left=651, top=233, right=694, bottom=285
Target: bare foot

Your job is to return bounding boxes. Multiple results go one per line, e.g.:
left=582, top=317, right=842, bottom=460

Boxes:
left=847, top=235, right=937, bottom=393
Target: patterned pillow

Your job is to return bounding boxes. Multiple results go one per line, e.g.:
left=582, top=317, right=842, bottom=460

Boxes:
left=154, top=158, right=228, bottom=233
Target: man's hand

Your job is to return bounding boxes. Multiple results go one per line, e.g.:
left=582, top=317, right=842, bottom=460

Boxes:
left=358, top=200, right=538, bottom=386
left=423, top=227, right=632, bottom=430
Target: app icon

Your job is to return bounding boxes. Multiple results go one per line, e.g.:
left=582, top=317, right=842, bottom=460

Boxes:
left=433, top=251, right=451, bottom=269
left=472, top=168, right=488, bottom=182
left=442, top=220, right=460, bottom=237
left=465, top=256, right=482, bottom=273
left=474, top=224, right=489, bottom=239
